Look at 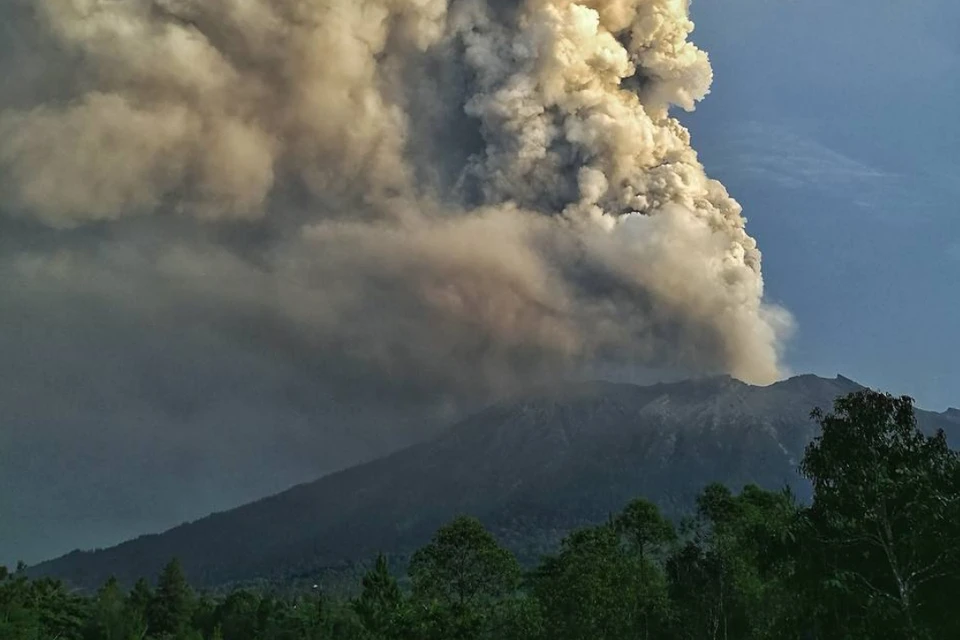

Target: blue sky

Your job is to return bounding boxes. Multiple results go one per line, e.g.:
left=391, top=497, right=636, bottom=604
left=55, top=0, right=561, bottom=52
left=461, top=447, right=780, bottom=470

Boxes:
left=688, top=0, right=960, bottom=410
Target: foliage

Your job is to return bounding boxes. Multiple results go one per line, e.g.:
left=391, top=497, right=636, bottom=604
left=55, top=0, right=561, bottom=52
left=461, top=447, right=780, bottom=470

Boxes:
left=533, top=522, right=670, bottom=640
left=797, top=390, right=960, bottom=639
left=408, top=516, right=521, bottom=609
left=3, top=389, right=958, bottom=640
left=353, top=554, right=403, bottom=638
left=150, top=559, right=195, bottom=637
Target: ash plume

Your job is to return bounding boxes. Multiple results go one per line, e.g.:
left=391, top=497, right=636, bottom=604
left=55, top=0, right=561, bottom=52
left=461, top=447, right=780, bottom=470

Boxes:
left=0, top=0, right=793, bottom=404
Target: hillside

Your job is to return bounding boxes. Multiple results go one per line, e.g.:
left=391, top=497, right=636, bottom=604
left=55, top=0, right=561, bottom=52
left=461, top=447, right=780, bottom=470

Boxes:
left=32, top=375, right=960, bottom=589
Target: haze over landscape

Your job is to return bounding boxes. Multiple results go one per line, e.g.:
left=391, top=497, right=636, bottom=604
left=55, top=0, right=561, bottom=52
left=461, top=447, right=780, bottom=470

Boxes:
left=1, top=0, right=957, bottom=573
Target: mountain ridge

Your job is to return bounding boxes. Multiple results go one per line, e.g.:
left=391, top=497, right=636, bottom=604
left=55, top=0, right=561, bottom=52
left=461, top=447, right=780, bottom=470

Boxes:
left=32, top=374, right=960, bottom=589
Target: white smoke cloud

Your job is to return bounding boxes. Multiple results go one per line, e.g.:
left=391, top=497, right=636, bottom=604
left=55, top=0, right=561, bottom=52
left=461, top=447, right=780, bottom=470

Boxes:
left=0, top=0, right=793, bottom=402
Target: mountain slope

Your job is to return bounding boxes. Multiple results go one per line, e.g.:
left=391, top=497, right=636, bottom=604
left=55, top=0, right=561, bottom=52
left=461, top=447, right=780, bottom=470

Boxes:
left=33, top=375, right=960, bottom=589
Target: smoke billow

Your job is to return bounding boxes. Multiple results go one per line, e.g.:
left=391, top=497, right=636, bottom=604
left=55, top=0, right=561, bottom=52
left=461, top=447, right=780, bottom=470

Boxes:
left=0, top=0, right=792, bottom=404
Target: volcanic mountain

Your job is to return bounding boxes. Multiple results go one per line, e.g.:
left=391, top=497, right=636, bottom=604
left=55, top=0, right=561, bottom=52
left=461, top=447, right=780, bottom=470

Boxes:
left=32, top=375, right=960, bottom=589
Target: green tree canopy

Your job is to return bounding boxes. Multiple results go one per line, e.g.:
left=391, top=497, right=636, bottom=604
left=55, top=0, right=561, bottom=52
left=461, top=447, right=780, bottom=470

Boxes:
left=149, top=559, right=195, bottom=637
left=354, top=554, right=403, bottom=638
left=799, top=390, right=960, bottom=638
left=615, top=498, right=676, bottom=560
left=408, top=517, right=520, bottom=609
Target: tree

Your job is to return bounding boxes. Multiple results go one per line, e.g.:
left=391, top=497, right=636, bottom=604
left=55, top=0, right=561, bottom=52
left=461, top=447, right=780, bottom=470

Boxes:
left=666, top=538, right=725, bottom=640
left=799, top=390, right=960, bottom=638
left=214, top=590, right=260, bottom=640
left=614, top=500, right=676, bottom=640
left=125, top=578, right=152, bottom=639
left=190, top=595, right=217, bottom=639
left=408, top=517, right=521, bottom=639
left=0, top=568, right=41, bottom=640
left=354, top=554, right=403, bottom=637
left=149, top=559, right=195, bottom=637
left=615, top=498, right=676, bottom=560
left=0, top=574, right=87, bottom=640
left=666, top=483, right=802, bottom=640
left=534, top=519, right=671, bottom=640
left=128, top=577, right=153, bottom=615
left=409, top=517, right=520, bottom=609
left=84, top=576, right=134, bottom=640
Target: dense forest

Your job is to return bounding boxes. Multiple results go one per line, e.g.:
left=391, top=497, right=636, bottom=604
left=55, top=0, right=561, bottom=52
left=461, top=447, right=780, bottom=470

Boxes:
left=4, top=390, right=959, bottom=640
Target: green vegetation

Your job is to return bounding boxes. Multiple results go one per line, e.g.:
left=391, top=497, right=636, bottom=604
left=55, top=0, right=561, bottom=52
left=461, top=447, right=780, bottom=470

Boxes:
left=3, top=390, right=958, bottom=639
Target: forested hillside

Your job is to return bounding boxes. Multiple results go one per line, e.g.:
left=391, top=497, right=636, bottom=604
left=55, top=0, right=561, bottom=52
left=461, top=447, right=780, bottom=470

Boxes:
left=6, top=389, right=960, bottom=639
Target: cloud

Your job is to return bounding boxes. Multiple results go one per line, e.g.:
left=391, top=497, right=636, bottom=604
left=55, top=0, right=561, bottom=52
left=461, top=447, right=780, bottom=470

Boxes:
left=0, top=0, right=791, bottom=395
left=0, top=0, right=793, bottom=562
left=706, top=121, right=894, bottom=192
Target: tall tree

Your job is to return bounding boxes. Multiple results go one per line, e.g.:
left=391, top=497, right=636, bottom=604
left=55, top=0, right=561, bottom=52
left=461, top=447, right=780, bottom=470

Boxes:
left=149, top=559, right=195, bottom=637
left=799, top=390, right=960, bottom=638
left=667, top=483, right=802, bottom=640
left=666, top=539, right=725, bottom=640
left=535, top=520, right=671, bottom=640
left=615, top=498, right=676, bottom=561
left=84, top=576, right=132, bottom=640
left=354, top=554, right=403, bottom=637
left=125, top=577, right=152, bottom=639
left=409, top=517, right=520, bottom=609
left=0, top=567, right=41, bottom=640
left=408, top=517, right=521, bottom=639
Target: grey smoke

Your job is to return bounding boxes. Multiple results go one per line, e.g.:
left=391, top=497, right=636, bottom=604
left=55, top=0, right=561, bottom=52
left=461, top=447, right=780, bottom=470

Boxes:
left=0, top=0, right=793, bottom=563
left=1, top=0, right=792, bottom=397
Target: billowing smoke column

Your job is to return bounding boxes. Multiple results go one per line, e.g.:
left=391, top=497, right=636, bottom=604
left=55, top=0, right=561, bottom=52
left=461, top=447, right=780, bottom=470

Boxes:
left=0, top=0, right=792, bottom=402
